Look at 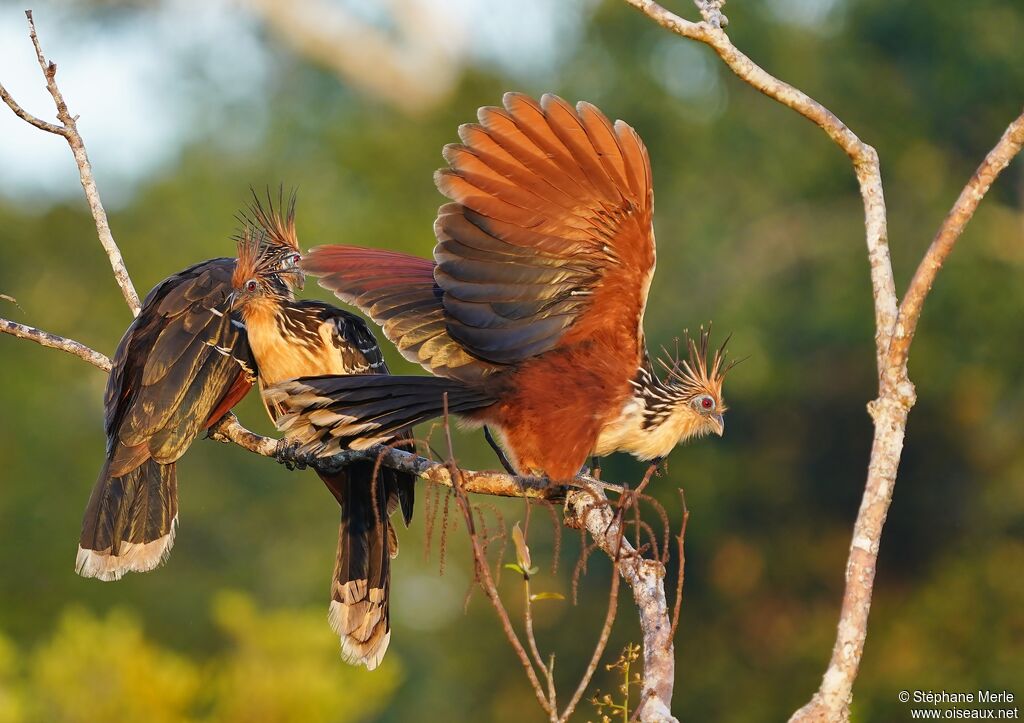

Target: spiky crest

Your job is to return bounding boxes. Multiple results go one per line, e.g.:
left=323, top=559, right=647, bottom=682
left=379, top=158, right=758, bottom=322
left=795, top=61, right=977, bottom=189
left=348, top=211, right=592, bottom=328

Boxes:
left=232, top=225, right=284, bottom=291
left=656, top=325, right=736, bottom=405
left=237, top=186, right=300, bottom=254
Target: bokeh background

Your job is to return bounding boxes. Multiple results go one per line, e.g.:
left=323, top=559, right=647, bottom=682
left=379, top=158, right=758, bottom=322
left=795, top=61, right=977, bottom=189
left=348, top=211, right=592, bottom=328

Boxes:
left=0, top=1, right=1022, bottom=721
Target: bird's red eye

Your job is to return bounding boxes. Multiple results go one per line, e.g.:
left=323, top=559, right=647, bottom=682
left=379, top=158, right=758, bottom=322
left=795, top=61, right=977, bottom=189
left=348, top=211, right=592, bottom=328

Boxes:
left=701, top=396, right=714, bottom=410
left=245, top=279, right=259, bottom=292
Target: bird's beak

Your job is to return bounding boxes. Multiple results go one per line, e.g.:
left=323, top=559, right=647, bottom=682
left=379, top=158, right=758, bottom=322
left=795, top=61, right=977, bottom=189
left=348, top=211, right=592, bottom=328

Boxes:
left=710, top=413, right=725, bottom=437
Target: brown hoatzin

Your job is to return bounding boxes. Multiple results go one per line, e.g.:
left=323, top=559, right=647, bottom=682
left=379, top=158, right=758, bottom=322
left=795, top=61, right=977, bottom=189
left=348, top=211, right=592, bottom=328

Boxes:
left=266, top=93, right=734, bottom=481
left=77, top=196, right=302, bottom=581
left=230, top=225, right=414, bottom=671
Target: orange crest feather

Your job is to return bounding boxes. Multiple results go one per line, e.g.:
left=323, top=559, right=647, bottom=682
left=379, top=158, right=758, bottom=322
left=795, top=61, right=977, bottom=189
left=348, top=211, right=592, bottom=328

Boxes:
left=232, top=225, right=280, bottom=288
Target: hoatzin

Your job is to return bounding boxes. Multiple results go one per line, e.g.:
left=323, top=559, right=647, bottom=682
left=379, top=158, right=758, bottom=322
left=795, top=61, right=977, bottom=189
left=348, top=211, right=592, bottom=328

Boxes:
left=267, top=93, right=734, bottom=481
left=230, top=224, right=415, bottom=671
left=77, top=196, right=302, bottom=581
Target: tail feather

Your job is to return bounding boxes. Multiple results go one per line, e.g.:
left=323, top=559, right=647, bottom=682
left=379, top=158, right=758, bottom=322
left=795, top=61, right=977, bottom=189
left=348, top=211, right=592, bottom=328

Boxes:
left=321, top=465, right=394, bottom=670
left=77, top=458, right=178, bottom=581
left=266, top=375, right=494, bottom=457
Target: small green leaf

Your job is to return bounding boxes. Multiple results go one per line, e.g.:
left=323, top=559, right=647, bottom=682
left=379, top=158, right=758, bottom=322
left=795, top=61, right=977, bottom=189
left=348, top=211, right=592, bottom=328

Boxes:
left=504, top=563, right=525, bottom=575
left=529, top=592, right=565, bottom=602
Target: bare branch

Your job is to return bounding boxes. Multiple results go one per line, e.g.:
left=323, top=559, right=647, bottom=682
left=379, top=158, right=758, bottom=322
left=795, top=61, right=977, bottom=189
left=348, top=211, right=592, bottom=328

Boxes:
left=888, top=109, right=1024, bottom=371
left=624, top=4, right=1024, bottom=722
left=567, top=486, right=678, bottom=723
left=0, top=82, right=66, bottom=135
left=0, top=318, right=111, bottom=372
left=1, top=12, right=141, bottom=315
left=208, top=415, right=566, bottom=499
left=622, top=0, right=896, bottom=375
left=791, top=109, right=1024, bottom=723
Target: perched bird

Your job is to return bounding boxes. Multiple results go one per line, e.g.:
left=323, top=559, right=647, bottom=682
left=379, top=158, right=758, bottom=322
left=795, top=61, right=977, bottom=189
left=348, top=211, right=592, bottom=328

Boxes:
left=230, top=220, right=415, bottom=671
left=268, top=93, right=734, bottom=481
left=77, top=195, right=302, bottom=581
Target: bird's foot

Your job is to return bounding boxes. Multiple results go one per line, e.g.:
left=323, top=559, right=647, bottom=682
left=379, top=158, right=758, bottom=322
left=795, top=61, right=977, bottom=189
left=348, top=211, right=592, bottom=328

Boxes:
left=274, top=439, right=314, bottom=471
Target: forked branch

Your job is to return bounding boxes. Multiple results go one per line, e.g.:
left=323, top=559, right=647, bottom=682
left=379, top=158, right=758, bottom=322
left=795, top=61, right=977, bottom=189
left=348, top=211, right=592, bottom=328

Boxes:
left=624, top=2, right=1024, bottom=721
left=0, top=10, right=140, bottom=315
left=887, top=110, right=1024, bottom=372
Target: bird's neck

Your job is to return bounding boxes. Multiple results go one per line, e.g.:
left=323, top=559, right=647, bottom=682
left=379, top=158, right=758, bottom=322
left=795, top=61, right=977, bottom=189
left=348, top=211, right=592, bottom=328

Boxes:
left=593, top=366, right=701, bottom=461
left=241, top=299, right=325, bottom=385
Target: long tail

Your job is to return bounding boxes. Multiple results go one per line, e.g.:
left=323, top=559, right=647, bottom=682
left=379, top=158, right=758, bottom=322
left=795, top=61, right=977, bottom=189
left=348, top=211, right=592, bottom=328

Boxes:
left=77, top=457, right=178, bottom=581
left=319, top=463, right=409, bottom=670
left=265, top=375, right=495, bottom=457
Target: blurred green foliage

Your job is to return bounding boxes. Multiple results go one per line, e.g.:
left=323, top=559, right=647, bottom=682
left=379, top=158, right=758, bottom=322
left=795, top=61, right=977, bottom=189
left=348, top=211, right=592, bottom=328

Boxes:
left=0, top=1, right=1022, bottom=721
left=0, top=594, right=398, bottom=723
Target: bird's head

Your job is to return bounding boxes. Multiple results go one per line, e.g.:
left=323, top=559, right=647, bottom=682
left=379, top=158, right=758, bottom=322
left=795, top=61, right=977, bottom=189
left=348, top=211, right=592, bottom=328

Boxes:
left=654, top=326, right=736, bottom=441
left=238, top=187, right=305, bottom=292
left=229, top=226, right=293, bottom=312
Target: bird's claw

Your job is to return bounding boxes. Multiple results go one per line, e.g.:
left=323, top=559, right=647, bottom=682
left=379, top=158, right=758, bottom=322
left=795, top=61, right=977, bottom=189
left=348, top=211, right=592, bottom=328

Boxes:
left=275, top=439, right=311, bottom=471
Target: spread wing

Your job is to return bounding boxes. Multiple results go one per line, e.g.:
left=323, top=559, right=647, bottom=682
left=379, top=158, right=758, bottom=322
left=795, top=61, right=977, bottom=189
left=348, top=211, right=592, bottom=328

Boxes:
left=300, top=247, right=499, bottom=382
left=106, top=258, right=254, bottom=470
left=433, top=92, right=655, bottom=364
left=302, top=93, right=655, bottom=376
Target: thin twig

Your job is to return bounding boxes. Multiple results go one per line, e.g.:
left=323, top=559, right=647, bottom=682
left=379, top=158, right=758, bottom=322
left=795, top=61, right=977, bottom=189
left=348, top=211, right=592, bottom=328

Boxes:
left=0, top=83, right=65, bottom=135
left=524, top=579, right=558, bottom=711
left=558, top=532, right=622, bottom=722
left=670, top=490, right=690, bottom=640
left=2, top=11, right=141, bottom=314
left=0, top=318, right=111, bottom=372
left=442, top=397, right=554, bottom=720
left=567, top=484, right=677, bottom=722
